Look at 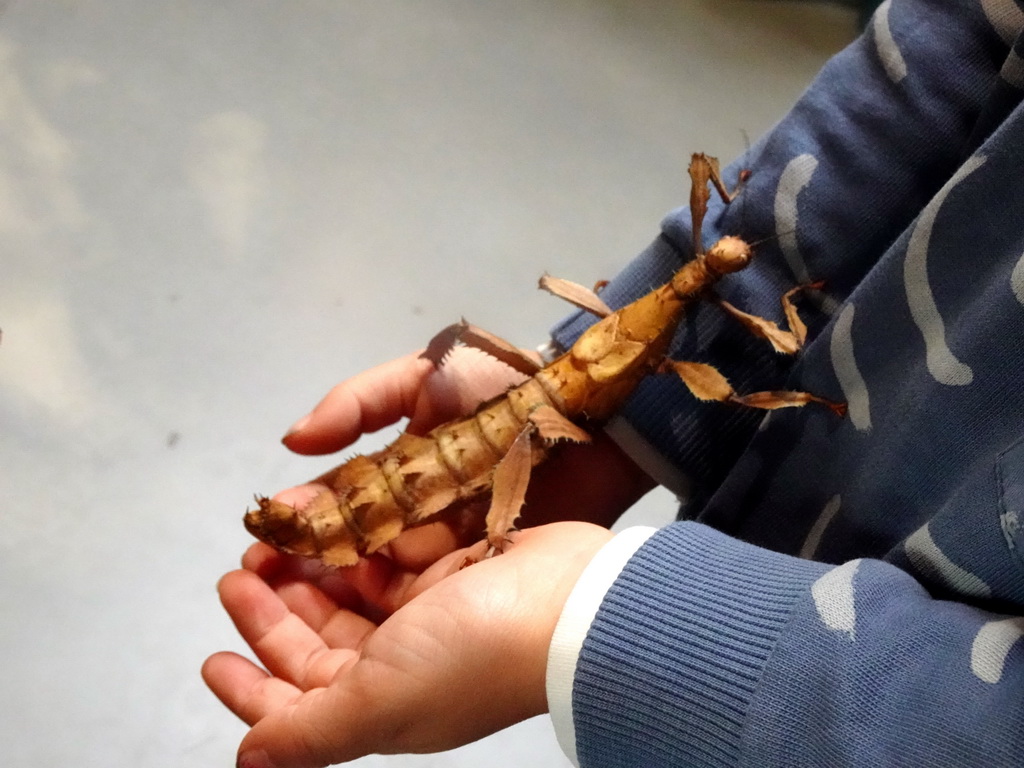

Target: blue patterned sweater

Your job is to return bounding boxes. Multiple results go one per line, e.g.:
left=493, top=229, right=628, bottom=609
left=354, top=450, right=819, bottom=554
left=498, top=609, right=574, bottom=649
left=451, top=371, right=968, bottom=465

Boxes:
left=546, top=1, right=1024, bottom=765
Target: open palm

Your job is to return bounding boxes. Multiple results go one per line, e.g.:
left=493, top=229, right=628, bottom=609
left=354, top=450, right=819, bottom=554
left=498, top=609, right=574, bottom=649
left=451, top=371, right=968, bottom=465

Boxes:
left=203, top=523, right=611, bottom=767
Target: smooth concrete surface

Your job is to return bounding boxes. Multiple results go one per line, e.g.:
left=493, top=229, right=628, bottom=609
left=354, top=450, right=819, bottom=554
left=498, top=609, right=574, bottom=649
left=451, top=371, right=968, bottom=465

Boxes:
left=0, top=2, right=856, bottom=766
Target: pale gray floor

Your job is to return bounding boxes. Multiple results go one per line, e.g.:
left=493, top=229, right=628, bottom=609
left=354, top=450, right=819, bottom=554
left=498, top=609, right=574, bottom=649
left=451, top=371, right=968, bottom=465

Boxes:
left=0, top=2, right=856, bottom=766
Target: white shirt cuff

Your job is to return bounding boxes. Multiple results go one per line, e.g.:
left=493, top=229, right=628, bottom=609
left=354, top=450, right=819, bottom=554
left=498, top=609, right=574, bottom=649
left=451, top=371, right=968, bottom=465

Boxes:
left=545, top=525, right=659, bottom=767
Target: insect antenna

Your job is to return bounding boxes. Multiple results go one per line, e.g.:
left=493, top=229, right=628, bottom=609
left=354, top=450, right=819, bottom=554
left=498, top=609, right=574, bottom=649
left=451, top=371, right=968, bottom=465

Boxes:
left=746, top=229, right=797, bottom=251
left=735, top=130, right=752, bottom=231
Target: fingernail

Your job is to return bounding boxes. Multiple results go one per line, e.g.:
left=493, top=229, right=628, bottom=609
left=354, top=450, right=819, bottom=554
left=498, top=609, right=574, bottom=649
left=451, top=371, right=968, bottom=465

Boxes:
left=282, top=414, right=311, bottom=441
left=237, top=749, right=276, bottom=768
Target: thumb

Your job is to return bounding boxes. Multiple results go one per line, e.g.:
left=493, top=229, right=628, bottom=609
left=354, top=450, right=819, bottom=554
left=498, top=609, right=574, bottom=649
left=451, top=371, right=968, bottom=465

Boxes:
left=282, top=354, right=434, bottom=456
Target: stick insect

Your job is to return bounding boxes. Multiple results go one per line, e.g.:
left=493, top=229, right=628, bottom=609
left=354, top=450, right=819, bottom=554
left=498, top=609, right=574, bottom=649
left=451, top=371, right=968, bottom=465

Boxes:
left=245, top=154, right=845, bottom=566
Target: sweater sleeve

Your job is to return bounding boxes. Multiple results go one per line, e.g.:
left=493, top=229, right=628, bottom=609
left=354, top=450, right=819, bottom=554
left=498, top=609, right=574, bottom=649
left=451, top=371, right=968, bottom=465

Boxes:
left=564, top=522, right=1024, bottom=767
left=546, top=527, right=659, bottom=767
left=549, top=0, right=1012, bottom=511
left=543, top=3, right=1023, bottom=761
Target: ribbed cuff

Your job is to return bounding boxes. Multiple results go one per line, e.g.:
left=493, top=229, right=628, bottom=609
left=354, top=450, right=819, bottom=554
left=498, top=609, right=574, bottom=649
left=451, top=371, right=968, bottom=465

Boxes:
left=547, top=526, right=659, bottom=767
left=573, top=522, right=828, bottom=768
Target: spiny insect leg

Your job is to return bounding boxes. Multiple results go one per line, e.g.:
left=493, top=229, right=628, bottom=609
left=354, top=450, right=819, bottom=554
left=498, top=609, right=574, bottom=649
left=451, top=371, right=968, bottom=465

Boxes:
left=484, top=425, right=533, bottom=553
left=705, top=155, right=749, bottom=203
left=420, top=319, right=541, bottom=375
left=527, top=404, right=592, bottom=444
left=538, top=274, right=613, bottom=318
left=780, top=280, right=826, bottom=349
left=689, top=154, right=713, bottom=255
left=689, top=152, right=749, bottom=254
left=733, top=389, right=847, bottom=418
left=659, top=359, right=845, bottom=417
left=462, top=406, right=591, bottom=567
left=716, top=299, right=801, bottom=355
left=715, top=280, right=827, bottom=355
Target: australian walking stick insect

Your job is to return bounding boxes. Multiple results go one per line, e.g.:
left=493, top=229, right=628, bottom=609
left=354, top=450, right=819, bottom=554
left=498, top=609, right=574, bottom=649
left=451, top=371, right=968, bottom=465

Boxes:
left=245, top=154, right=846, bottom=566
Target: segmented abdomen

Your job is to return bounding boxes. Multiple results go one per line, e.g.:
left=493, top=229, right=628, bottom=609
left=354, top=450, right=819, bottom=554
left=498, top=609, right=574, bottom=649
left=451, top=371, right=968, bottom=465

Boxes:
left=252, top=376, right=563, bottom=564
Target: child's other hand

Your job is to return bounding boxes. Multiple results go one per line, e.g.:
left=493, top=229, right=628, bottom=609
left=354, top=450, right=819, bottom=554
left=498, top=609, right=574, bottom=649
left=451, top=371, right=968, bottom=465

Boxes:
left=203, top=522, right=613, bottom=768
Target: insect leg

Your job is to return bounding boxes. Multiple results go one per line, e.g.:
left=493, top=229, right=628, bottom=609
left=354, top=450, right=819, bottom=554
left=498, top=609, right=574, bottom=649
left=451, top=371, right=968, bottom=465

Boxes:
left=527, top=404, right=592, bottom=445
left=779, top=280, right=827, bottom=349
left=538, top=274, right=613, bottom=318
left=420, top=319, right=542, bottom=375
left=484, top=425, right=534, bottom=553
left=476, top=406, right=593, bottom=560
left=689, top=154, right=713, bottom=254
left=714, top=280, right=827, bottom=355
left=704, top=155, right=750, bottom=203
left=660, top=359, right=846, bottom=417
left=716, top=298, right=801, bottom=355
left=689, top=153, right=749, bottom=254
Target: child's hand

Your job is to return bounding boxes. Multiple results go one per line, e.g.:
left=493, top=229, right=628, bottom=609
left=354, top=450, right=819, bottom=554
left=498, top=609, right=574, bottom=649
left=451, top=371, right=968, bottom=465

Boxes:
left=280, top=347, right=533, bottom=456
left=203, top=522, right=613, bottom=768
left=272, top=347, right=655, bottom=569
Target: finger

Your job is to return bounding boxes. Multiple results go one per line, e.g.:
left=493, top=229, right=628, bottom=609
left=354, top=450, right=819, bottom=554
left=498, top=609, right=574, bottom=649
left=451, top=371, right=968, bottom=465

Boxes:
left=235, top=531, right=569, bottom=768
left=270, top=483, right=324, bottom=511
left=405, top=347, right=531, bottom=434
left=240, top=526, right=406, bottom=627
left=266, top=577, right=382, bottom=653
left=321, top=553, right=419, bottom=621
left=202, top=651, right=304, bottom=727
left=219, top=569, right=355, bottom=689
left=251, top=548, right=426, bottom=629
left=401, top=539, right=494, bottom=603
left=270, top=579, right=345, bottom=635
left=384, top=516, right=476, bottom=572
left=259, top=559, right=414, bottom=650
left=237, top=683, right=380, bottom=768
left=239, top=544, right=383, bottom=648
left=242, top=542, right=289, bottom=578
left=283, top=347, right=532, bottom=454
left=235, top=542, right=544, bottom=768
left=276, top=548, right=450, bottom=623
left=281, top=354, right=434, bottom=455
left=241, top=541, right=348, bottom=602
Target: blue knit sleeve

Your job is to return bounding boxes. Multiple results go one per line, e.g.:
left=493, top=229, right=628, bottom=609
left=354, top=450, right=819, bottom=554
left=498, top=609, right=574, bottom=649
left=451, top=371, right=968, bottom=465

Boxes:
left=549, top=0, right=1010, bottom=511
left=572, top=523, right=1024, bottom=767
left=552, top=3, right=1024, bottom=760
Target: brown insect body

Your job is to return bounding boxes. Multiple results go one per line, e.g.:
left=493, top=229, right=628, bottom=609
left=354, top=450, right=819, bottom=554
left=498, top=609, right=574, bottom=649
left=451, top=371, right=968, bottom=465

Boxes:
left=246, top=238, right=753, bottom=566
left=245, top=156, right=843, bottom=566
